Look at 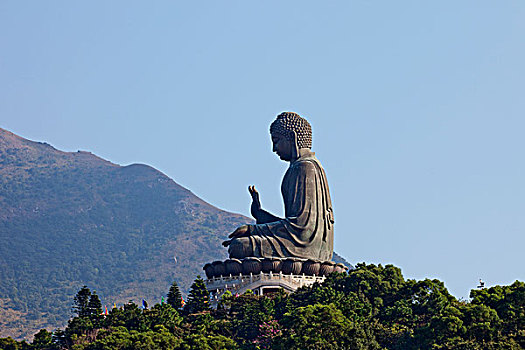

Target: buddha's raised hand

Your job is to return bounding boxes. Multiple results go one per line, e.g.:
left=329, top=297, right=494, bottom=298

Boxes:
left=249, top=185, right=261, bottom=218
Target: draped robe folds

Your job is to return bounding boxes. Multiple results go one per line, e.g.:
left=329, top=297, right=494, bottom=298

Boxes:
left=229, top=150, right=334, bottom=261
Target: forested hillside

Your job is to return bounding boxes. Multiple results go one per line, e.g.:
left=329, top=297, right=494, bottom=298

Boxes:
left=0, top=128, right=249, bottom=339
left=2, top=264, right=523, bottom=349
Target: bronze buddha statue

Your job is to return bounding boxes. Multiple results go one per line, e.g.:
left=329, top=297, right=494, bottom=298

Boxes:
left=222, top=112, right=334, bottom=261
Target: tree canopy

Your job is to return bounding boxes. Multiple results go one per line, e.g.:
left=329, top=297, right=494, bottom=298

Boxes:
left=2, top=265, right=524, bottom=349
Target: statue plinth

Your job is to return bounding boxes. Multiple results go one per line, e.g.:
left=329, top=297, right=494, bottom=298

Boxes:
left=203, top=257, right=349, bottom=307
left=204, top=258, right=348, bottom=279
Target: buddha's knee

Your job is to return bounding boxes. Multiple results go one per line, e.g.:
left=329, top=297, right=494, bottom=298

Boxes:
left=228, top=238, right=251, bottom=259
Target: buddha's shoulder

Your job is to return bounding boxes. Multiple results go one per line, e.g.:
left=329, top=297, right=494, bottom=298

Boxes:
left=291, top=157, right=321, bottom=172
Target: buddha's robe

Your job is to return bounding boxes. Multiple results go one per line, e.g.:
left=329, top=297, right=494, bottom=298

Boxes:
left=229, top=150, right=334, bottom=261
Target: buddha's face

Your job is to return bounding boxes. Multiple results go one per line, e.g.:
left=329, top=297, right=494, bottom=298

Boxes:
left=271, top=132, right=293, bottom=161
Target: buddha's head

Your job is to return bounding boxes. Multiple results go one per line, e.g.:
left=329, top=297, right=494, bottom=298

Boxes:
left=270, top=112, right=312, bottom=161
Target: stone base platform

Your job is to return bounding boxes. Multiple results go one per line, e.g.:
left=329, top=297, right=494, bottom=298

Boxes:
left=202, top=257, right=349, bottom=308
left=205, top=272, right=326, bottom=307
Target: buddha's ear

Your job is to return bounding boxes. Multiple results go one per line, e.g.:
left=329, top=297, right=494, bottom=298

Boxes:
left=290, top=130, right=299, bottom=160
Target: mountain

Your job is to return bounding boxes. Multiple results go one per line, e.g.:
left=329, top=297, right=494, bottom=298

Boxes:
left=0, top=128, right=249, bottom=339
left=0, top=128, right=351, bottom=340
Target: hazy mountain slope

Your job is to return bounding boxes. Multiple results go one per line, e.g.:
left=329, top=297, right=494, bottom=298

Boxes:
left=0, top=128, right=249, bottom=339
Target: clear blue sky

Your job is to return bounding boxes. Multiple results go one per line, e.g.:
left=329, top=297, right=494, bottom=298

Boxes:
left=1, top=1, right=524, bottom=299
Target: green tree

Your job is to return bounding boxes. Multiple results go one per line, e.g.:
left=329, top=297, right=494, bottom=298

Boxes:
left=278, top=303, right=378, bottom=350
left=73, top=286, right=91, bottom=318
left=84, top=326, right=132, bottom=350
left=229, top=294, right=274, bottom=340
left=180, top=333, right=237, bottom=350
left=147, top=303, right=183, bottom=332
left=51, top=329, right=67, bottom=349
left=86, top=325, right=182, bottom=350
left=184, top=276, right=210, bottom=314
left=167, top=281, right=183, bottom=310
left=32, top=329, right=56, bottom=349
left=470, top=280, right=525, bottom=347
left=64, top=316, right=94, bottom=345
left=103, top=302, right=147, bottom=332
left=463, top=303, right=501, bottom=343
left=0, top=337, right=30, bottom=350
left=87, top=292, right=102, bottom=320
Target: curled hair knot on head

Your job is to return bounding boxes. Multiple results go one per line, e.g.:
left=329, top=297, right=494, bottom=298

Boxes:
left=270, top=112, right=312, bottom=149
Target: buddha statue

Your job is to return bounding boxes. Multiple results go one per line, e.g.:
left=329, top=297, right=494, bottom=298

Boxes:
left=222, top=112, right=334, bottom=261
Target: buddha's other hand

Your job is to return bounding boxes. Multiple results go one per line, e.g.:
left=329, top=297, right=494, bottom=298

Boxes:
left=222, top=225, right=250, bottom=247
left=249, top=185, right=261, bottom=218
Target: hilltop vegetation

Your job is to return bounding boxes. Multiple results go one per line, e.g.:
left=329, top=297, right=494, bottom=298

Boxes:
left=1, top=264, right=524, bottom=349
